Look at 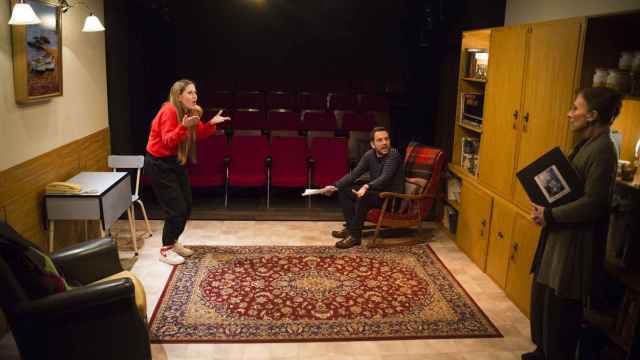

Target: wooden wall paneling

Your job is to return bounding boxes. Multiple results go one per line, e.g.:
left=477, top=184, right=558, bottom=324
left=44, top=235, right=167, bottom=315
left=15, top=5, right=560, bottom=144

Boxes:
left=0, top=128, right=111, bottom=251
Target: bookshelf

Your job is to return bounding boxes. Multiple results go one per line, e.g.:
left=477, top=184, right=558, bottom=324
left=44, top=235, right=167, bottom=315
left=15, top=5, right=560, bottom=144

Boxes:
left=452, top=29, right=491, bottom=178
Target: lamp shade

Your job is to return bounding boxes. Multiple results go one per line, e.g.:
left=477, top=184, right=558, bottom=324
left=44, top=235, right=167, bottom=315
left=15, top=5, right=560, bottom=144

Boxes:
left=82, top=14, right=105, bottom=32
left=8, top=3, right=41, bottom=25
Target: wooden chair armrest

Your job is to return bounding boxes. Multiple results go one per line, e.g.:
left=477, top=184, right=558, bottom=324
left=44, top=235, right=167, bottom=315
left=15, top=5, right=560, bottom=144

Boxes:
left=378, top=192, right=437, bottom=200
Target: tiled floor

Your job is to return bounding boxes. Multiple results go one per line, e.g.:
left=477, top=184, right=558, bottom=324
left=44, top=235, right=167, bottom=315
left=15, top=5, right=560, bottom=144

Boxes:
left=0, top=220, right=535, bottom=359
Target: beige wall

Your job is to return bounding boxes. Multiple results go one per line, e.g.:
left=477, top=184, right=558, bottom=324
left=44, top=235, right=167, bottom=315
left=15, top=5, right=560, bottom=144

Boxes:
left=505, top=0, right=640, bottom=25
left=0, top=0, right=108, bottom=171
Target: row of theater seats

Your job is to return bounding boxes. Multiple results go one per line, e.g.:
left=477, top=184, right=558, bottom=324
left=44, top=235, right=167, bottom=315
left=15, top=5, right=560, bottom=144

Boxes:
left=206, top=92, right=390, bottom=113
left=218, top=109, right=377, bottom=132
left=187, top=134, right=349, bottom=207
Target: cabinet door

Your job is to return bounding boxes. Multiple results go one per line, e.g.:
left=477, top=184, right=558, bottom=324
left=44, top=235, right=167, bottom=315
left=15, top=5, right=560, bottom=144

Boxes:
left=513, top=19, right=583, bottom=209
left=478, top=26, right=527, bottom=199
left=505, top=214, right=541, bottom=317
left=456, top=181, right=493, bottom=270
left=485, top=197, right=516, bottom=289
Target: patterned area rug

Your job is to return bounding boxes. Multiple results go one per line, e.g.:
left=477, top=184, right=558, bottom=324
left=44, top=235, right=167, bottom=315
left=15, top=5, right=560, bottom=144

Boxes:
left=149, top=245, right=501, bottom=343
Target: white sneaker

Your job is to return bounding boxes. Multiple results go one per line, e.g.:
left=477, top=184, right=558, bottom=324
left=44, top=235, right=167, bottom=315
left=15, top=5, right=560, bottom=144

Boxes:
left=159, top=248, right=185, bottom=265
left=173, top=243, right=194, bottom=257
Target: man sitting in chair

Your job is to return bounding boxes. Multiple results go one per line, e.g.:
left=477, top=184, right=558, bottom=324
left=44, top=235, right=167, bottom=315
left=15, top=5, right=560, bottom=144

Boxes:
left=322, top=127, right=404, bottom=249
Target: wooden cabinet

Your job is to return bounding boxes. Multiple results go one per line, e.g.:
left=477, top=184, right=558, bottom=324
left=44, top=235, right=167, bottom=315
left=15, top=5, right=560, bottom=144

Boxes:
left=478, top=25, right=527, bottom=198
left=456, top=181, right=493, bottom=270
left=505, top=213, right=541, bottom=316
left=477, top=19, right=583, bottom=209
left=512, top=18, right=583, bottom=209
left=485, top=197, right=516, bottom=288
left=447, top=12, right=640, bottom=320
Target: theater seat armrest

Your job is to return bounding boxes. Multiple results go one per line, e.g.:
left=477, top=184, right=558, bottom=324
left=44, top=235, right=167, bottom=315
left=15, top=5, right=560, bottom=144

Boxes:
left=265, top=156, right=272, bottom=167
left=51, top=237, right=123, bottom=284
left=16, top=278, right=136, bottom=318
left=224, top=155, right=231, bottom=166
left=307, top=156, right=315, bottom=168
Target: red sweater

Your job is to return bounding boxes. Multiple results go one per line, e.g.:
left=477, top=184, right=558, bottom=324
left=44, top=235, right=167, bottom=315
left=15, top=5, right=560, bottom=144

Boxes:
left=146, top=102, right=216, bottom=158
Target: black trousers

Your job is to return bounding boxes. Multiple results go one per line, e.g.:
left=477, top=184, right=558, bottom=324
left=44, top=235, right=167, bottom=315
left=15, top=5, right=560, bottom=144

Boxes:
left=530, top=281, right=583, bottom=360
left=144, top=154, right=192, bottom=247
left=338, top=186, right=383, bottom=239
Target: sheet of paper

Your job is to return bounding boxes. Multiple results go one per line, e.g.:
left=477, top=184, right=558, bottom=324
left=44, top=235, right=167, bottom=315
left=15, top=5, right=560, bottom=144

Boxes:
left=302, top=188, right=327, bottom=196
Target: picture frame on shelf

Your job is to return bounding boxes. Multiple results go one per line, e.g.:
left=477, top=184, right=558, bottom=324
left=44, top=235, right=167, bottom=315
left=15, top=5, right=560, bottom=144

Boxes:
left=9, top=0, right=63, bottom=104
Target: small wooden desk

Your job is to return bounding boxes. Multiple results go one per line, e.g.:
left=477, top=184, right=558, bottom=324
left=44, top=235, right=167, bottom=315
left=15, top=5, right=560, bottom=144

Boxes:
left=44, top=172, right=136, bottom=252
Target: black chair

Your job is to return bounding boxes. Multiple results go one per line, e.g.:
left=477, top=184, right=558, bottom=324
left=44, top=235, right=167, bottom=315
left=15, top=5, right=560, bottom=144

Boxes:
left=0, top=221, right=151, bottom=360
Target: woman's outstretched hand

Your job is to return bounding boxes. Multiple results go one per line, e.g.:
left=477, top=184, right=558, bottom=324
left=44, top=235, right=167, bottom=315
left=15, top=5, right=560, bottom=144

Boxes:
left=209, top=110, right=231, bottom=125
left=182, top=114, right=200, bottom=127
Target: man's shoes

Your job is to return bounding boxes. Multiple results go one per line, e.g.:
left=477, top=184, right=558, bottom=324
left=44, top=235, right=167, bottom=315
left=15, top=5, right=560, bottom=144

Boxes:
left=331, top=228, right=349, bottom=239
left=521, top=348, right=544, bottom=360
left=173, top=242, right=194, bottom=257
left=335, top=236, right=361, bottom=249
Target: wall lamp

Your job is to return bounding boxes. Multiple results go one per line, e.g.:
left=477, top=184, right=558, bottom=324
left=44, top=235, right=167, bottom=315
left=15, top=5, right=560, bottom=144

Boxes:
left=8, top=0, right=105, bottom=32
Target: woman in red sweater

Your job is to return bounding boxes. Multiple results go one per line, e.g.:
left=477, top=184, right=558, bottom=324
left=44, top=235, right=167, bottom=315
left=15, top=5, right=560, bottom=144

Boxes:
left=145, top=79, right=229, bottom=265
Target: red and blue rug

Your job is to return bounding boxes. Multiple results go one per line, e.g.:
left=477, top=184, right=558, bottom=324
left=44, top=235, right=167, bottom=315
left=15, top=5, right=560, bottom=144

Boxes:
left=149, top=245, right=501, bottom=343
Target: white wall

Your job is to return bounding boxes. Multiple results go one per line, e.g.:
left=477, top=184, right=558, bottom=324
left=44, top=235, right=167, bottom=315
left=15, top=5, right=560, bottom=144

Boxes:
left=505, top=0, right=640, bottom=25
left=0, top=0, right=108, bottom=171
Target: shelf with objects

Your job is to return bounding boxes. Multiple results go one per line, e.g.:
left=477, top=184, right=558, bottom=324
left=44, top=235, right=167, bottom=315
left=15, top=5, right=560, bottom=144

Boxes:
left=451, top=29, right=490, bottom=180
left=578, top=11, right=640, bottom=360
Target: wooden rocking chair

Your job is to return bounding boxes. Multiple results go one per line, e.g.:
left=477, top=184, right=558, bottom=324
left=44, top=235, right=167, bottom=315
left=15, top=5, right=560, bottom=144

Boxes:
left=365, top=142, right=446, bottom=247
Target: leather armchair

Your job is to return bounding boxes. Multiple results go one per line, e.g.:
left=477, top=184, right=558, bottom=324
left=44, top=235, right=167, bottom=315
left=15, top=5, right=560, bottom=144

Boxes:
left=0, top=222, right=151, bottom=360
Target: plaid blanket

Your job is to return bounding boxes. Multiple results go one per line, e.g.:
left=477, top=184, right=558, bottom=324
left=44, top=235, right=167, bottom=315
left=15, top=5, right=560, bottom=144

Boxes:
left=404, top=141, right=436, bottom=181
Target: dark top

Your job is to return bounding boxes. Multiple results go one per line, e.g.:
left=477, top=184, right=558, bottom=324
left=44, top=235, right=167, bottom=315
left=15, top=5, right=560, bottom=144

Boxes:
left=334, top=148, right=404, bottom=193
left=532, top=132, right=617, bottom=300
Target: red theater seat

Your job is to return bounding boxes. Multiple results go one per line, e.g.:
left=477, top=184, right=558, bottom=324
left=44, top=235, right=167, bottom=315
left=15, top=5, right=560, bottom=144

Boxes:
left=266, top=110, right=301, bottom=131
left=301, top=111, right=337, bottom=131
left=309, top=137, right=348, bottom=187
left=188, top=135, right=228, bottom=188
left=227, top=135, right=270, bottom=193
left=270, top=136, right=310, bottom=189
left=235, top=91, right=265, bottom=110
left=233, top=110, right=265, bottom=130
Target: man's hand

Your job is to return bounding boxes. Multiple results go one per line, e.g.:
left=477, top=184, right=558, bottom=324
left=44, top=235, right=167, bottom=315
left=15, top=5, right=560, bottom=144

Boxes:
left=531, top=203, right=545, bottom=226
left=182, top=114, right=200, bottom=127
left=208, top=110, right=231, bottom=125
left=352, top=184, right=369, bottom=198
left=322, top=185, right=338, bottom=196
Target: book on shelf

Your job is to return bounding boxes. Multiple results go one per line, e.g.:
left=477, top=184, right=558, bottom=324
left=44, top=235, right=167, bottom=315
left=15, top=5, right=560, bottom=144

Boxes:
left=515, top=147, right=583, bottom=208
left=461, top=137, right=480, bottom=176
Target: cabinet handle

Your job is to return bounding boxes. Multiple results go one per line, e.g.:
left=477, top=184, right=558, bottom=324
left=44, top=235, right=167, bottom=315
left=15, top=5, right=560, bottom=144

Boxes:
left=523, top=113, right=530, bottom=132
left=480, top=219, right=487, bottom=236
left=512, top=110, right=518, bottom=129
left=497, top=231, right=503, bottom=239
left=510, top=242, right=519, bottom=261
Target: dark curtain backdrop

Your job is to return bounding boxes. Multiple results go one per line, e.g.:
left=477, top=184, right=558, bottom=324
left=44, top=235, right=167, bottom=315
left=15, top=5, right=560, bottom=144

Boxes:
left=106, top=0, right=504, bottom=157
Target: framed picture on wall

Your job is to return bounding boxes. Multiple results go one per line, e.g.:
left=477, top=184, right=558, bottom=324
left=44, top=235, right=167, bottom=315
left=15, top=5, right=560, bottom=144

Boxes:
left=9, top=0, right=63, bottom=104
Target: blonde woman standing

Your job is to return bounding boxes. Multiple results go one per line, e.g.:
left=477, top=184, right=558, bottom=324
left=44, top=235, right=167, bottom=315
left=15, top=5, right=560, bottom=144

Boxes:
left=145, top=79, right=229, bottom=265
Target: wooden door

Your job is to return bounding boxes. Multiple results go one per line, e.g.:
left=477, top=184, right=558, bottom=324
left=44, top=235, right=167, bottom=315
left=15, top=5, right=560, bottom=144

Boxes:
left=505, top=213, right=541, bottom=317
left=485, top=197, right=516, bottom=289
left=478, top=26, right=527, bottom=199
left=456, top=181, right=493, bottom=269
left=513, top=19, right=584, bottom=209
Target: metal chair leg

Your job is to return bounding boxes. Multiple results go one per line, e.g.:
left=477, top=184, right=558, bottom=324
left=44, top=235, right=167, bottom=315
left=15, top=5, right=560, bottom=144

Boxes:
left=127, top=206, right=138, bottom=256
left=136, top=199, right=152, bottom=238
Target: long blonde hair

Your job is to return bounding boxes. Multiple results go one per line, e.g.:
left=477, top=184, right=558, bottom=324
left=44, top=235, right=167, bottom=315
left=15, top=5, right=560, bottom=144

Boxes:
left=169, top=79, right=198, bottom=165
